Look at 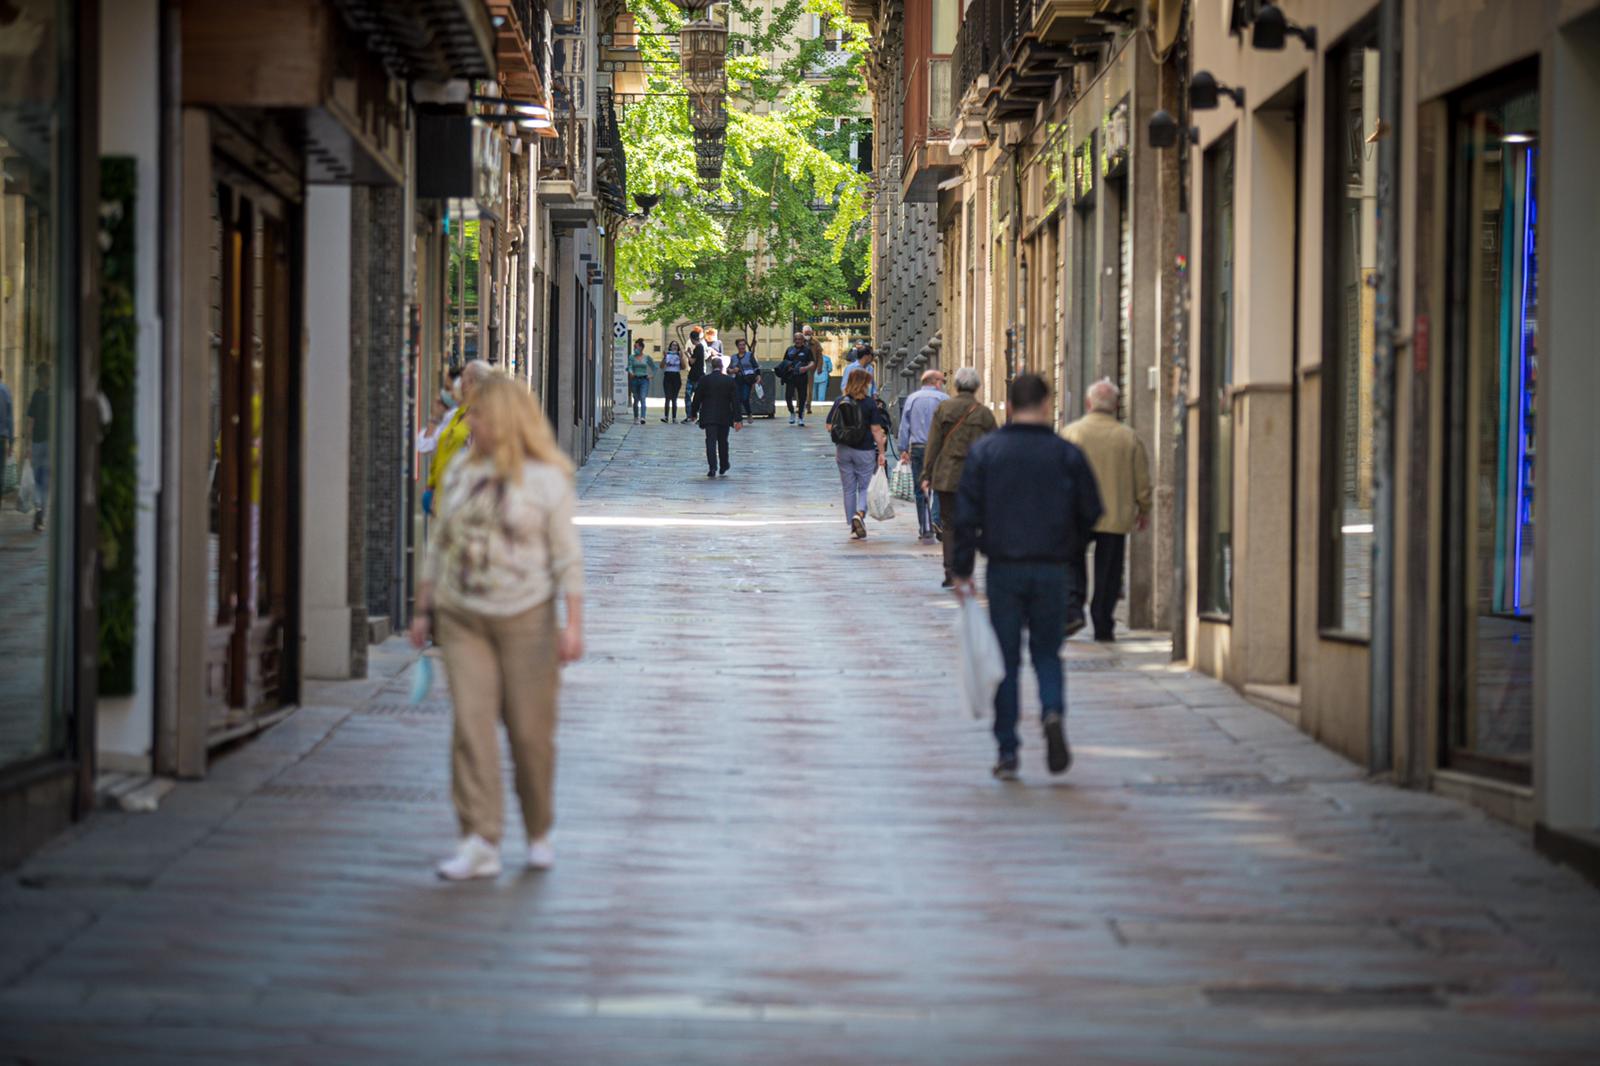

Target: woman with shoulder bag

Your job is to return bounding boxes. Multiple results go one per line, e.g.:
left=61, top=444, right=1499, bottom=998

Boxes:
left=825, top=368, right=890, bottom=539
left=411, top=372, right=586, bottom=880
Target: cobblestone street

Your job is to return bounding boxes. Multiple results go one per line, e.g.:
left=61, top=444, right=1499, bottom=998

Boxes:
left=3, top=417, right=1600, bottom=1064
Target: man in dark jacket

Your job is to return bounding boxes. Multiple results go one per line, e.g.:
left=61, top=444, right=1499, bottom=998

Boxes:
left=952, top=373, right=1102, bottom=781
left=687, top=357, right=743, bottom=477
left=922, top=366, right=998, bottom=587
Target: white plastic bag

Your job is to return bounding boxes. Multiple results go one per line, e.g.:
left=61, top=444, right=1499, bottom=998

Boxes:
left=754, top=380, right=765, bottom=400
left=957, top=596, right=1005, bottom=719
left=16, top=460, right=35, bottom=513
left=867, top=465, right=895, bottom=521
left=890, top=456, right=915, bottom=501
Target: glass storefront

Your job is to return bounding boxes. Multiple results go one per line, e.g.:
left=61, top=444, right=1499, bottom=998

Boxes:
left=1323, top=27, right=1380, bottom=636
left=0, top=0, right=75, bottom=773
left=1444, top=72, right=1539, bottom=781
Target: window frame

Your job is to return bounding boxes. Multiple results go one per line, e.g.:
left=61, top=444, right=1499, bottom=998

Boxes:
left=1198, top=127, right=1237, bottom=622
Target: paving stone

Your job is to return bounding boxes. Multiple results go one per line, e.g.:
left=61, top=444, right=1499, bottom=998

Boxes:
left=2, top=418, right=1599, bottom=1061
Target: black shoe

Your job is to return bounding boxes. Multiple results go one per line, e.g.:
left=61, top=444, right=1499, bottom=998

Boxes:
left=719, top=469, right=729, bottom=477
left=1065, top=617, right=1087, bottom=639
left=33, top=509, right=44, bottom=532
left=1093, top=632, right=1116, bottom=644
left=707, top=470, right=717, bottom=478
left=1043, top=714, right=1071, bottom=775
left=660, top=417, right=669, bottom=423
left=992, top=757, right=1019, bottom=782
left=941, top=575, right=954, bottom=589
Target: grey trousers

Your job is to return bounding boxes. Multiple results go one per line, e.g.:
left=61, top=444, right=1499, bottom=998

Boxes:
left=836, top=445, right=877, bottom=523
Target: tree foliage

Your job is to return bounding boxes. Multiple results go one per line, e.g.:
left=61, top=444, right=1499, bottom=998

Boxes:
left=617, top=0, right=871, bottom=340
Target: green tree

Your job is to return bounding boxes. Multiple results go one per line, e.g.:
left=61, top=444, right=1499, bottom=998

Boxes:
left=617, top=0, right=870, bottom=340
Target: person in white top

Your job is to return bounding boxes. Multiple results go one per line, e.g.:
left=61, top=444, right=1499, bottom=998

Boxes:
left=412, top=371, right=585, bottom=881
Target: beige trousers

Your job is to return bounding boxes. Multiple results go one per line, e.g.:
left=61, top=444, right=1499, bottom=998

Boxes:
left=437, top=601, right=560, bottom=844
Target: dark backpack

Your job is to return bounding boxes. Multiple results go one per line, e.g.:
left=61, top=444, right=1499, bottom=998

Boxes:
left=830, top=398, right=869, bottom=447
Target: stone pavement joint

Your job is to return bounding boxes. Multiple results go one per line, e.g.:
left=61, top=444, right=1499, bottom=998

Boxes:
left=2, top=418, right=1599, bottom=1063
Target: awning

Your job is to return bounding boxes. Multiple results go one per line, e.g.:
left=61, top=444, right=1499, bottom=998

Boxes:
left=330, top=0, right=497, bottom=81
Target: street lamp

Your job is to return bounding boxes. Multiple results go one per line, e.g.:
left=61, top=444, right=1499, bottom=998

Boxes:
left=1147, top=108, right=1196, bottom=149
left=689, top=90, right=727, bottom=134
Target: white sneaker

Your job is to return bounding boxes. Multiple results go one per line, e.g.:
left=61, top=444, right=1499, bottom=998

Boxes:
left=436, top=834, right=502, bottom=881
left=526, top=837, right=555, bottom=870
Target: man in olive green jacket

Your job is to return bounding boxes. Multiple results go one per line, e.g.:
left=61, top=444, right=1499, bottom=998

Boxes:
left=1062, top=378, right=1151, bottom=641
left=921, top=367, right=999, bottom=587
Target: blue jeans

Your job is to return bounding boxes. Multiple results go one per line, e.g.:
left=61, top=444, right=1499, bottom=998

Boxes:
left=685, top=378, right=698, bottom=414
left=735, top=377, right=755, bottom=420
left=836, top=445, right=876, bottom=523
left=908, top=444, right=940, bottom=535
left=986, top=561, right=1069, bottom=758
left=629, top=376, right=649, bottom=419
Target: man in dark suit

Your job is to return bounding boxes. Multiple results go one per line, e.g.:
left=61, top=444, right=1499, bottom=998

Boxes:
left=687, top=357, right=743, bottom=477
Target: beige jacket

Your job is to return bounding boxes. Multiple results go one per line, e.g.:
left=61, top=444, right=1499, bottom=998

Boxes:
left=423, top=455, right=585, bottom=616
left=1062, top=411, right=1150, bottom=535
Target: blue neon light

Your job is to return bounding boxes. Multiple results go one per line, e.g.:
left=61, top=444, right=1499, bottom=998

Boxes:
left=1512, top=149, right=1536, bottom=613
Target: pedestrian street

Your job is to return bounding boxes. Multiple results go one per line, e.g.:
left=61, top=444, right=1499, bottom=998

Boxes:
left=3, top=412, right=1600, bottom=1064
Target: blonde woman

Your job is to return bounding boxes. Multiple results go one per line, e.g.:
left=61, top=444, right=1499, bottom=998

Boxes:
left=410, top=372, right=585, bottom=880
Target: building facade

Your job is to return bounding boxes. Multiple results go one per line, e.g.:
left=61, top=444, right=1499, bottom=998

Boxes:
left=0, top=0, right=625, bottom=868
left=1178, top=0, right=1600, bottom=869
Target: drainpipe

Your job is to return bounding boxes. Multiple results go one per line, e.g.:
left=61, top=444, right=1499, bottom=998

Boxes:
left=1368, top=0, right=1401, bottom=775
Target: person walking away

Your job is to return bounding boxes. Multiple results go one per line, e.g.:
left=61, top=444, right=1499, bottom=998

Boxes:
left=411, top=372, right=585, bottom=879
left=626, top=339, right=654, bottom=425
left=921, top=367, right=997, bottom=587
left=897, top=368, right=948, bottom=543
left=688, top=356, right=743, bottom=477
left=780, top=332, right=819, bottom=426
left=0, top=367, right=12, bottom=500
left=1062, top=379, right=1149, bottom=642
left=684, top=330, right=708, bottom=424
left=951, top=374, right=1102, bottom=781
left=841, top=345, right=878, bottom=398
left=729, top=338, right=760, bottom=423
left=826, top=369, right=890, bottom=539
left=426, top=360, right=489, bottom=516
left=660, top=341, right=685, bottom=423
left=23, top=366, right=50, bottom=532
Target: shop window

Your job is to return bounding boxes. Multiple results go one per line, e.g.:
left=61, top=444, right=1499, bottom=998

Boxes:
left=0, top=1, right=74, bottom=773
left=1443, top=71, right=1539, bottom=782
left=1320, top=24, right=1380, bottom=636
left=1199, top=131, right=1236, bottom=618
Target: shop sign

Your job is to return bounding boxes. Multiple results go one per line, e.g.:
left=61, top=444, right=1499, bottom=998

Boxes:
left=1102, top=96, right=1130, bottom=179
left=1040, top=120, right=1072, bottom=216
left=1073, top=130, right=1097, bottom=206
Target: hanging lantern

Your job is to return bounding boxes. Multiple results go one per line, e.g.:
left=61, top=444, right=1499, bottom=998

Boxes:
left=689, top=90, right=727, bottom=134
left=680, top=18, right=729, bottom=96
left=668, top=0, right=711, bottom=15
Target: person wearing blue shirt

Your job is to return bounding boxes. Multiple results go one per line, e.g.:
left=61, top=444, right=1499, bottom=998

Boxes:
left=896, top=368, right=948, bottom=543
left=812, top=352, right=833, bottom=407
left=952, top=373, right=1102, bottom=782
left=841, top=345, right=877, bottom=398
left=729, top=338, right=760, bottom=422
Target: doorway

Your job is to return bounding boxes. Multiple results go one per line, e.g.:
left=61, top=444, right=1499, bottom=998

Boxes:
left=204, top=167, right=298, bottom=734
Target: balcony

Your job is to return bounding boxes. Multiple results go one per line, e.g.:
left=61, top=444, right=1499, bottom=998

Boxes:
left=979, top=0, right=1122, bottom=124
left=899, top=3, right=958, bottom=203
left=593, top=87, right=627, bottom=217
left=489, top=0, right=549, bottom=104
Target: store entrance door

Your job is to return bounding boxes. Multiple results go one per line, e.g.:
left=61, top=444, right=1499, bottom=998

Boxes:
left=205, top=170, right=297, bottom=736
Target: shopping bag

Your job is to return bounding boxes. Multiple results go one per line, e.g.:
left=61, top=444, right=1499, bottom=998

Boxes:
left=890, top=456, right=915, bottom=502
left=754, top=380, right=765, bottom=401
left=16, top=460, right=35, bottom=513
left=409, top=655, right=434, bottom=704
left=957, top=596, right=1005, bottom=719
left=867, top=465, right=895, bottom=521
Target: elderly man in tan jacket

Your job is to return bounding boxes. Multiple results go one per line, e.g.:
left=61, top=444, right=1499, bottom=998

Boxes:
left=1062, top=379, right=1150, bottom=641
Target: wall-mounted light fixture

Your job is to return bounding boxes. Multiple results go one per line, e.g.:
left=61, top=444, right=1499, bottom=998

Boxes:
left=1189, top=71, right=1244, bottom=111
left=1251, top=3, right=1317, bottom=51
left=1147, top=109, right=1197, bottom=149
